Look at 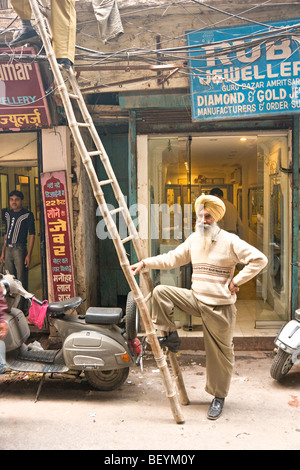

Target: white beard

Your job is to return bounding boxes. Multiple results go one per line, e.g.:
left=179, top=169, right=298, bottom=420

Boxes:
left=195, top=221, right=218, bottom=253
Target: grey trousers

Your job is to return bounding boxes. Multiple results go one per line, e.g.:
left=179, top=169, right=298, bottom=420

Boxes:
left=152, top=284, right=237, bottom=398
left=4, top=245, right=28, bottom=290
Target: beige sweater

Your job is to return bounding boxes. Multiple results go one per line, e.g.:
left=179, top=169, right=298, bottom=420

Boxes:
left=143, top=230, right=268, bottom=305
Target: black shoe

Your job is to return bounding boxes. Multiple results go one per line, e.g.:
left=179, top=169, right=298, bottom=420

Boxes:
left=158, top=330, right=181, bottom=353
left=57, top=58, right=73, bottom=69
left=207, top=397, right=225, bottom=420
left=9, top=29, right=39, bottom=47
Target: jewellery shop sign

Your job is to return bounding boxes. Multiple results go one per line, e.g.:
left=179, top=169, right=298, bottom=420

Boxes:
left=0, top=47, right=51, bottom=130
left=41, top=171, right=76, bottom=302
left=186, top=18, right=300, bottom=121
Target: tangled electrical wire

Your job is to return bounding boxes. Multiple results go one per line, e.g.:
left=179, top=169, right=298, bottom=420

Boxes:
left=0, top=0, right=299, bottom=91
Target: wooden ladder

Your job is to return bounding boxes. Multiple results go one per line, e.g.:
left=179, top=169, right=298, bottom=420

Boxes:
left=28, top=0, right=189, bottom=423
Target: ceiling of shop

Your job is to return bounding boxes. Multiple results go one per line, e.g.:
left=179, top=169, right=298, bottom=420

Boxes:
left=190, top=135, right=257, bottom=170
left=161, top=135, right=258, bottom=180
left=0, top=133, right=38, bottom=168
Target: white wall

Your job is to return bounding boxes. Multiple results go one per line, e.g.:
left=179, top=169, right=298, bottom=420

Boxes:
left=41, top=126, right=71, bottom=174
left=41, top=126, right=73, bottom=224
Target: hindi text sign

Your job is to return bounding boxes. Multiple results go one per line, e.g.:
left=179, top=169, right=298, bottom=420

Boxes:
left=41, top=171, right=76, bottom=302
left=0, top=47, right=51, bottom=129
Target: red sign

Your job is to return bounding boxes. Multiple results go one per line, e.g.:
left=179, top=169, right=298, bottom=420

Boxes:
left=0, top=47, right=51, bottom=130
left=41, top=171, right=76, bottom=302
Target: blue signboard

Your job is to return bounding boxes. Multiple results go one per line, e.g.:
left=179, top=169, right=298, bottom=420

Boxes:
left=186, top=19, right=300, bottom=121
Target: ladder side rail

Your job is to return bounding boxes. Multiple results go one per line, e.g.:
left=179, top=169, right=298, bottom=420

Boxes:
left=29, top=0, right=153, bottom=320
left=67, top=70, right=142, bottom=250
left=67, top=69, right=154, bottom=293
left=167, top=351, right=190, bottom=406
left=85, top=176, right=185, bottom=423
left=51, top=75, right=184, bottom=422
left=68, top=99, right=186, bottom=414
left=90, top=178, right=185, bottom=422
left=28, top=0, right=186, bottom=423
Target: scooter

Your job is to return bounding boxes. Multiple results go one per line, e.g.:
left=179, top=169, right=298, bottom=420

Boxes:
left=0, top=273, right=142, bottom=399
left=270, top=306, right=300, bottom=381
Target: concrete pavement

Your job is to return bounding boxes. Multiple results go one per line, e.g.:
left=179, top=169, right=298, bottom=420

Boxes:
left=0, top=350, right=300, bottom=451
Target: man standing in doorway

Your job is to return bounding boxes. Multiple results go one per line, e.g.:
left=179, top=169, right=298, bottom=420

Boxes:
left=0, top=190, right=35, bottom=291
left=130, top=195, right=267, bottom=420
left=209, top=187, right=243, bottom=238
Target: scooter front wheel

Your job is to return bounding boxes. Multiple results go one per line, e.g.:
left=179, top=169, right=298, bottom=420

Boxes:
left=270, top=349, right=293, bottom=380
left=125, top=291, right=139, bottom=340
left=84, top=367, right=129, bottom=391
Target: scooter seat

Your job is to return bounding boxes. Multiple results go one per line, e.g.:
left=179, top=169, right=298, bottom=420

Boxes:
left=48, top=297, right=83, bottom=314
left=85, top=307, right=123, bottom=325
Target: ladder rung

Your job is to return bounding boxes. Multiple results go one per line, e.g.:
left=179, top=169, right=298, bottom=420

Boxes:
left=99, top=179, right=113, bottom=186
left=110, top=207, right=124, bottom=215
left=121, top=234, right=134, bottom=244
left=144, top=292, right=152, bottom=302
left=68, top=93, right=79, bottom=100
left=69, top=121, right=90, bottom=128
left=89, top=151, right=102, bottom=157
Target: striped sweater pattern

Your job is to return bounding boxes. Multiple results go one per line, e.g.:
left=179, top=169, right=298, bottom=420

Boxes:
left=143, top=230, right=268, bottom=305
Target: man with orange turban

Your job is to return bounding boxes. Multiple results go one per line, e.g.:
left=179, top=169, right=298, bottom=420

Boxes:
left=131, top=194, right=268, bottom=420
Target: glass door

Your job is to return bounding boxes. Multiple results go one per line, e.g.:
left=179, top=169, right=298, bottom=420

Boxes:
left=148, top=136, right=192, bottom=281
left=148, top=136, right=194, bottom=328
left=147, top=132, right=292, bottom=332
left=256, top=133, right=291, bottom=327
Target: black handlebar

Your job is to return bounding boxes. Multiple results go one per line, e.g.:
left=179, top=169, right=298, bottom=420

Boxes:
left=32, top=297, right=44, bottom=306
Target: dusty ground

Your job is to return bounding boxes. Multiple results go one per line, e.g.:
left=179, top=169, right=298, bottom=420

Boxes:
left=0, top=350, right=300, bottom=451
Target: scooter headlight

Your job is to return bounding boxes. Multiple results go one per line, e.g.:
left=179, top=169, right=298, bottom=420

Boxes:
left=294, top=309, right=300, bottom=322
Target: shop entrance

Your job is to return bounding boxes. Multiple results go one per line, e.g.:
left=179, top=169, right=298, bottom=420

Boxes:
left=147, top=132, right=291, bottom=332
left=0, top=132, right=46, bottom=311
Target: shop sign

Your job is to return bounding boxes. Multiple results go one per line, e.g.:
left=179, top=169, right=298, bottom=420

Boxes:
left=41, top=171, right=76, bottom=302
left=186, top=18, right=300, bottom=121
left=0, top=47, right=51, bottom=129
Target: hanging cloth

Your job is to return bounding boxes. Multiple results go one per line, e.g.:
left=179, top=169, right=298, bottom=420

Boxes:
left=91, top=0, right=124, bottom=43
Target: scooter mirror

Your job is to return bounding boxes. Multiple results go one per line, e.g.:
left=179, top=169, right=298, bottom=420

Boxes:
left=0, top=278, right=10, bottom=296
left=1, top=273, right=34, bottom=299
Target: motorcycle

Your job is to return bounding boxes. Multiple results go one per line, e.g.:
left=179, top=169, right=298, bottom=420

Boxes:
left=270, top=307, right=300, bottom=381
left=0, top=273, right=142, bottom=399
